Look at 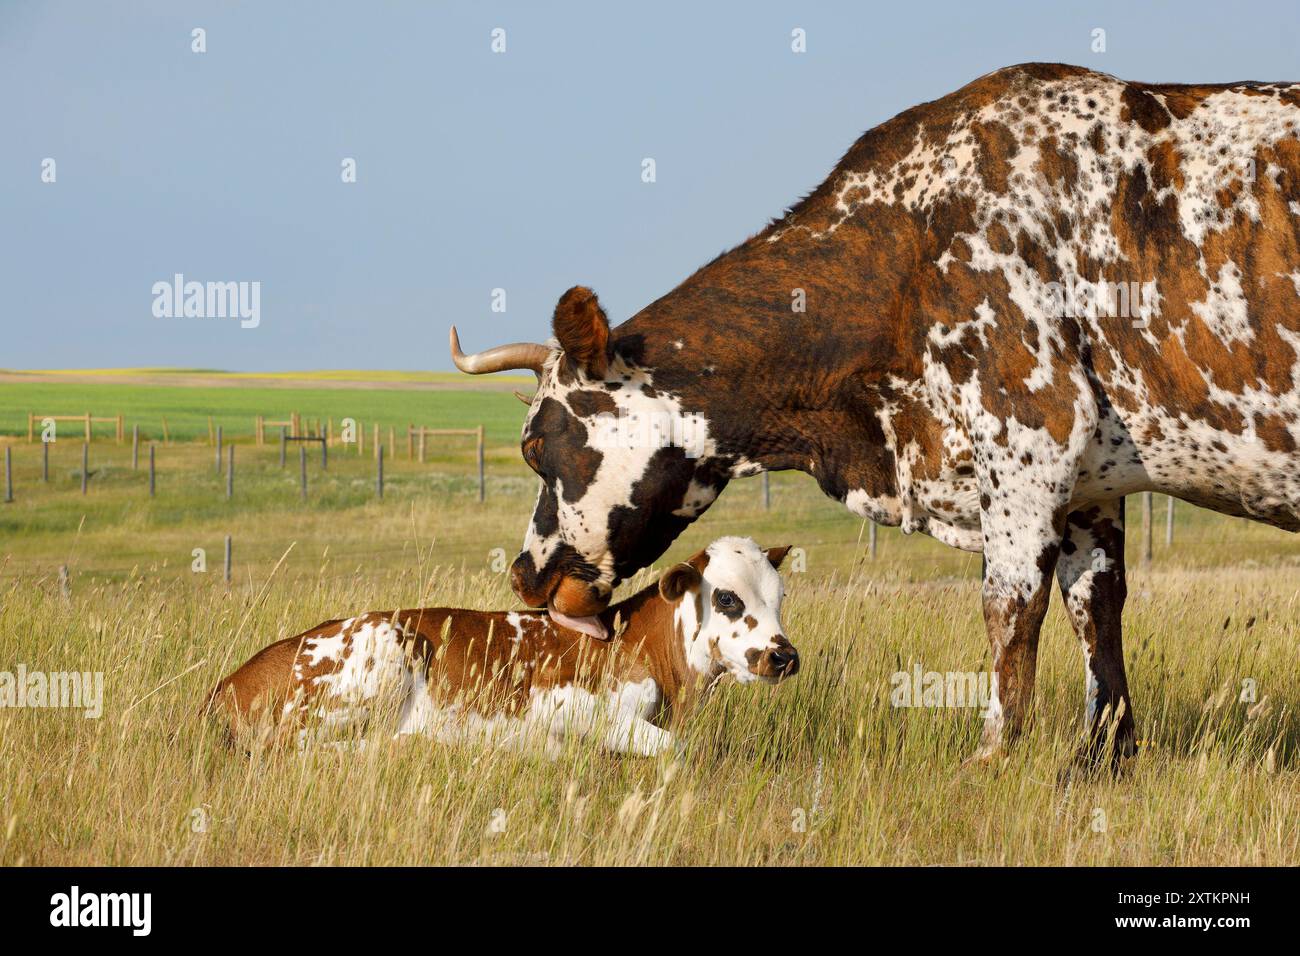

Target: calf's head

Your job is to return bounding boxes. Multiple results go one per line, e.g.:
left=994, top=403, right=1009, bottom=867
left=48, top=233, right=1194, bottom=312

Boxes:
left=452, top=286, right=730, bottom=637
left=658, top=538, right=797, bottom=684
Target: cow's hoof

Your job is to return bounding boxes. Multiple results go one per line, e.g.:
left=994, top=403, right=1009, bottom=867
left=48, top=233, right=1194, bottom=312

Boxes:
left=1059, top=736, right=1139, bottom=786
left=960, top=745, right=1005, bottom=771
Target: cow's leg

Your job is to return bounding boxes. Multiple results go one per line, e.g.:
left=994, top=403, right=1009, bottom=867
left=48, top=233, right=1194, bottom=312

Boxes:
left=969, top=461, right=1072, bottom=763
left=972, top=557, right=1055, bottom=762
left=1055, top=499, right=1137, bottom=770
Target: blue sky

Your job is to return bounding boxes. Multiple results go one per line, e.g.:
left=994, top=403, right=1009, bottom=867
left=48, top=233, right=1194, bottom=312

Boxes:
left=3, top=0, right=1299, bottom=371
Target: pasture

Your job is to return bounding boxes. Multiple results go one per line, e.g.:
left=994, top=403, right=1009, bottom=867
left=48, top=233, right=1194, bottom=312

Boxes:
left=1, top=373, right=1298, bottom=865
left=0, top=369, right=530, bottom=445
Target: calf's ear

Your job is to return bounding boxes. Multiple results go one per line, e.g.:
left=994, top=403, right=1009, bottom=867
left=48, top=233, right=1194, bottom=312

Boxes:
left=553, top=286, right=611, bottom=379
left=764, top=545, right=792, bottom=570
left=659, top=563, right=702, bottom=603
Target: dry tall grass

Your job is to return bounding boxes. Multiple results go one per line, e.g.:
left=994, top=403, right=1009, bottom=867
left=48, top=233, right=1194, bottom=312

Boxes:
left=2, top=554, right=1296, bottom=865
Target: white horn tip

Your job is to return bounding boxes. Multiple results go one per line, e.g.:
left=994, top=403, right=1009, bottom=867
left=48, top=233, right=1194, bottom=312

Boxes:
left=449, top=326, right=467, bottom=369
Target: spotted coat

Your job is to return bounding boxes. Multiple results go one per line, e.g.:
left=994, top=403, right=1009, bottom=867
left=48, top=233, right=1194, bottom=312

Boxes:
left=206, top=538, right=796, bottom=755
left=481, top=64, right=1300, bottom=766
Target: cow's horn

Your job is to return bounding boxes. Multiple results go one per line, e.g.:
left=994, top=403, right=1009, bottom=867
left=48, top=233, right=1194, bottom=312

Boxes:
left=449, top=326, right=549, bottom=376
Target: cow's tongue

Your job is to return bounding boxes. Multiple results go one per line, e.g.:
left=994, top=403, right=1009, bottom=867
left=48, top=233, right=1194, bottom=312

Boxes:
left=547, top=606, right=609, bottom=640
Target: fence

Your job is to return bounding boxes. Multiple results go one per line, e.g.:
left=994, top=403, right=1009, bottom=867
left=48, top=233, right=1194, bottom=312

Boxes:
left=408, top=425, right=485, bottom=501
left=0, top=421, right=1186, bottom=566
left=27, top=413, right=124, bottom=443
left=254, top=414, right=299, bottom=445
left=6, top=417, right=488, bottom=505
left=254, top=413, right=376, bottom=455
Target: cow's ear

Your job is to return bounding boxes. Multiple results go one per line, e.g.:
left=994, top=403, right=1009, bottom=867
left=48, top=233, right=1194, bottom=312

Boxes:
left=552, top=286, right=610, bottom=379
left=659, top=563, right=702, bottom=604
left=765, top=545, right=792, bottom=570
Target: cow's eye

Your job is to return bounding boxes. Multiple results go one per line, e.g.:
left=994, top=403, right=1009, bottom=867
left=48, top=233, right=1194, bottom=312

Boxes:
left=715, top=590, right=736, bottom=609
left=523, top=437, right=544, bottom=471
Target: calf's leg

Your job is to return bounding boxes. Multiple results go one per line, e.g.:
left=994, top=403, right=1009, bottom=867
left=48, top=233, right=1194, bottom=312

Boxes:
left=602, top=716, right=673, bottom=757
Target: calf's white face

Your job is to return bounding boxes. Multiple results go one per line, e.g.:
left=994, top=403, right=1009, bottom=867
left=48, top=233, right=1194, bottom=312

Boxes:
left=659, top=537, right=797, bottom=684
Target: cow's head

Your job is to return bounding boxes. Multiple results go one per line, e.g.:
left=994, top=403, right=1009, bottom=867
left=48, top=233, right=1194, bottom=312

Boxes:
left=451, top=286, right=730, bottom=637
left=659, top=538, right=798, bottom=683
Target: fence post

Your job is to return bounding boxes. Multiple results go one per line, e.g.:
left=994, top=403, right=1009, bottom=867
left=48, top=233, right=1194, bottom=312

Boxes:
left=132, top=424, right=139, bottom=470
left=377, top=444, right=384, bottom=500
left=215, top=426, right=223, bottom=472
left=224, top=534, right=232, bottom=585
left=28, top=414, right=33, bottom=443
left=226, top=445, right=234, bottom=499
left=408, top=425, right=413, bottom=461
left=1141, top=492, right=1153, bottom=566
left=761, top=471, right=770, bottom=510
left=868, top=520, right=878, bottom=560
left=58, top=565, right=70, bottom=601
left=321, top=437, right=327, bottom=470
left=280, top=427, right=287, bottom=468
left=42, top=440, right=48, bottom=482
left=4, top=447, right=12, bottom=503
left=149, top=444, right=155, bottom=497
left=1165, top=495, right=1174, bottom=547
left=477, top=425, right=485, bottom=502
left=84, top=413, right=91, bottom=443
left=117, top=413, right=124, bottom=443
left=208, top=416, right=214, bottom=446
left=373, top=423, right=380, bottom=461
left=161, top=417, right=169, bottom=444
left=300, top=445, right=307, bottom=501
left=389, top=426, right=396, bottom=456
left=81, top=442, right=88, bottom=494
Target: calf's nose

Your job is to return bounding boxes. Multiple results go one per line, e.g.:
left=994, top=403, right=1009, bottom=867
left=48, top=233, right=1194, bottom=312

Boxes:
left=768, top=646, right=799, bottom=677
left=760, top=636, right=799, bottom=679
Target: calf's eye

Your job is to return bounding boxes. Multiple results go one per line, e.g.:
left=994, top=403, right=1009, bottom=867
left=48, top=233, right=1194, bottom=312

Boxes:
left=712, top=589, right=744, bottom=619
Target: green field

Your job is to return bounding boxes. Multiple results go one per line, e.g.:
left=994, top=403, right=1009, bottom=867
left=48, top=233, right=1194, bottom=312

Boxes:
left=2, top=368, right=499, bottom=383
left=1, top=373, right=1298, bottom=865
left=0, top=376, right=529, bottom=446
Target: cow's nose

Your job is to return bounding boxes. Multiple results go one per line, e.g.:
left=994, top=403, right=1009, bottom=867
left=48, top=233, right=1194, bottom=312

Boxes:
left=509, top=553, right=549, bottom=607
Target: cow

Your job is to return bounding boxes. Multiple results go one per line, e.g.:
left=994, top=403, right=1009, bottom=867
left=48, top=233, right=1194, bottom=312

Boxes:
left=206, top=537, right=797, bottom=756
left=449, top=63, right=1300, bottom=770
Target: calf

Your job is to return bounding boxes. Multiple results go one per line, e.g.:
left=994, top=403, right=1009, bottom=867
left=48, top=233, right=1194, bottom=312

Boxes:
left=206, top=537, right=796, bottom=756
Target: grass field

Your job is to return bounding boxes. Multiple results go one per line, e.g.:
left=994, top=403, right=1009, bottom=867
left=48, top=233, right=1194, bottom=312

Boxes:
left=0, top=373, right=529, bottom=446
left=1, top=375, right=1298, bottom=865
